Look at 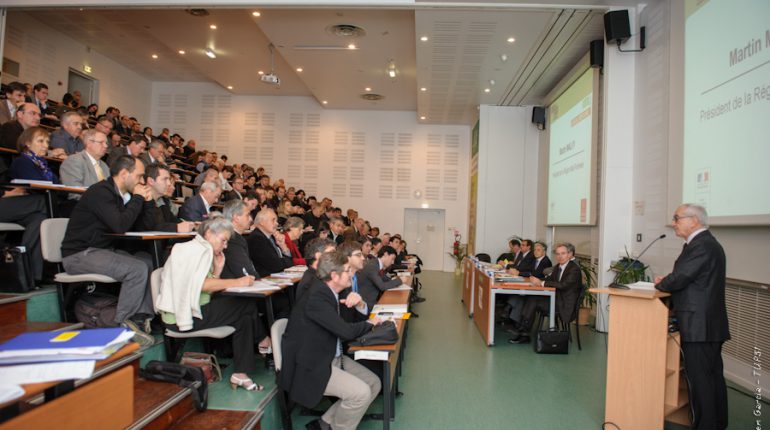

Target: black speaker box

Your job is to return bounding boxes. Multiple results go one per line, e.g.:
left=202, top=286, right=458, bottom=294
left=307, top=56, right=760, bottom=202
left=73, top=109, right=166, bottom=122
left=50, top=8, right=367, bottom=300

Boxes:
left=532, top=107, right=546, bottom=128
left=604, top=10, right=631, bottom=45
left=590, top=40, right=604, bottom=68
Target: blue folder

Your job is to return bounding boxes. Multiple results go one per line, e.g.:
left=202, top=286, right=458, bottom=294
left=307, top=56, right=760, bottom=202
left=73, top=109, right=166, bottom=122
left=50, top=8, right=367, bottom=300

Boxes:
left=0, top=328, right=132, bottom=364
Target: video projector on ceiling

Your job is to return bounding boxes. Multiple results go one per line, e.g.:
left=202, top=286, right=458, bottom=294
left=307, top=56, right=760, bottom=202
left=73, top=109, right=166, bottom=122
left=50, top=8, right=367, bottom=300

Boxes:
left=261, top=73, right=280, bottom=85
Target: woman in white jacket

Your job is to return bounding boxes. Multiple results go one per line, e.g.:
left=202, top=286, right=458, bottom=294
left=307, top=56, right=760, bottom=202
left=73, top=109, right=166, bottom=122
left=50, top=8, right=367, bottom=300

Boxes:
left=156, top=216, right=270, bottom=391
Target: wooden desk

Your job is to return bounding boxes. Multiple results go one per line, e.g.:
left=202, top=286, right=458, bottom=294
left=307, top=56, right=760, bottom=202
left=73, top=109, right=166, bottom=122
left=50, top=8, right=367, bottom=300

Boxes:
left=349, top=289, right=410, bottom=430
left=472, top=269, right=555, bottom=346
left=28, top=183, right=86, bottom=217
left=108, top=232, right=195, bottom=268
left=221, top=275, right=301, bottom=329
left=589, top=288, right=690, bottom=429
left=461, top=257, right=475, bottom=317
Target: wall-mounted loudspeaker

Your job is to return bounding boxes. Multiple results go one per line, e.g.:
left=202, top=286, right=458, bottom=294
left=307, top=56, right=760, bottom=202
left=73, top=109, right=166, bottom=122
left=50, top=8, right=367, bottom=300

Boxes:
left=604, top=10, right=631, bottom=45
left=590, top=40, right=604, bottom=68
left=532, top=106, right=546, bottom=130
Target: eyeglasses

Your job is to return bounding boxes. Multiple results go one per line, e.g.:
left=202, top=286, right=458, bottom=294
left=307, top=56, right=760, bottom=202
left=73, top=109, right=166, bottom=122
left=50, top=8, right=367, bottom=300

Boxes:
left=351, top=252, right=363, bottom=257
left=672, top=215, right=694, bottom=222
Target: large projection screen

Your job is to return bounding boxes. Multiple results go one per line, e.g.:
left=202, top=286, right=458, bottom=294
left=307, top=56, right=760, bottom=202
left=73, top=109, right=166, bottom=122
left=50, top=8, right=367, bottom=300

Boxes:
left=678, top=0, right=770, bottom=225
left=546, top=66, right=599, bottom=226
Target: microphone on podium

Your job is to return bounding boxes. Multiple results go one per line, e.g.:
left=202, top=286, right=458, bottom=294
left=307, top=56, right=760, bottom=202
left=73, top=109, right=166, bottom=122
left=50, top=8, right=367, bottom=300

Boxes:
left=608, top=234, right=666, bottom=289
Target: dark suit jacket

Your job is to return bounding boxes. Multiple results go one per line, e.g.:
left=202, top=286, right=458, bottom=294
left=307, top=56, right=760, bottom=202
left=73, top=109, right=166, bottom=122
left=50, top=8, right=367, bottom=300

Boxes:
left=542, top=260, right=583, bottom=323
left=223, top=189, right=243, bottom=202
left=221, top=232, right=258, bottom=279
left=133, top=197, right=178, bottom=232
left=357, top=258, right=401, bottom=310
left=329, top=232, right=343, bottom=245
left=526, top=256, right=552, bottom=279
left=178, top=194, right=208, bottom=222
left=655, top=230, right=730, bottom=343
left=246, top=229, right=293, bottom=278
left=496, top=252, right=516, bottom=263
left=107, top=146, right=131, bottom=167
left=61, top=177, right=145, bottom=257
left=296, top=267, right=321, bottom=302
left=279, top=284, right=372, bottom=408
left=0, top=120, right=23, bottom=150
left=513, top=251, right=535, bottom=274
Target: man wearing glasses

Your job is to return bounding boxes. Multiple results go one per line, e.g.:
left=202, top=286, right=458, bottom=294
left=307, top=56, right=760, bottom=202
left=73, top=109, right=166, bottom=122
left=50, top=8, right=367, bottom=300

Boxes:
left=655, top=204, right=730, bottom=430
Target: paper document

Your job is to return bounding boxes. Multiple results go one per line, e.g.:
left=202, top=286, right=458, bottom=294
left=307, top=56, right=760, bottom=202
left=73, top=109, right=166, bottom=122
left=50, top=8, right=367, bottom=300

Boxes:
left=390, top=284, right=412, bottom=291
left=0, top=361, right=95, bottom=385
left=226, top=281, right=282, bottom=293
left=284, top=265, right=308, bottom=273
left=265, top=278, right=294, bottom=286
left=354, top=350, right=389, bottom=361
left=270, top=272, right=299, bottom=278
left=0, top=328, right=134, bottom=365
left=627, top=281, right=656, bottom=291
left=11, top=179, right=53, bottom=185
left=124, top=231, right=193, bottom=236
left=0, top=384, right=24, bottom=404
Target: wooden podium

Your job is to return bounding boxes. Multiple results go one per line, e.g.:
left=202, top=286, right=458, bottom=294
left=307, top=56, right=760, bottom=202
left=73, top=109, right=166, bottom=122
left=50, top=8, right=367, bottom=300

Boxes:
left=590, top=288, right=691, bottom=429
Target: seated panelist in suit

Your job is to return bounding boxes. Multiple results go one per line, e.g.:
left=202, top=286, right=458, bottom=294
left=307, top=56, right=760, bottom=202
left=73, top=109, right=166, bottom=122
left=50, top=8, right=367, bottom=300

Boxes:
left=506, top=239, right=535, bottom=276
left=60, top=129, right=110, bottom=200
left=178, top=180, right=221, bottom=222
left=280, top=251, right=383, bottom=430
left=505, top=241, right=553, bottom=327
left=509, top=242, right=582, bottom=344
left=9, top=126, right=60, bottom=184
left=497, top=238, right=522, bottom=265
left=246, top=208, right=294, bottom=278
left=357, top=245, right=409, bottom=310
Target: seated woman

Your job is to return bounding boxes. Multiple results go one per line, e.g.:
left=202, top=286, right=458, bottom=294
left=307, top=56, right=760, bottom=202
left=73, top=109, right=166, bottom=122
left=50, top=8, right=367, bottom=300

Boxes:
left=156, top=216, right=271, bottom=391
left=9, top=126, right=61, bottom=183
left=282, top=216, right=307, bottom=266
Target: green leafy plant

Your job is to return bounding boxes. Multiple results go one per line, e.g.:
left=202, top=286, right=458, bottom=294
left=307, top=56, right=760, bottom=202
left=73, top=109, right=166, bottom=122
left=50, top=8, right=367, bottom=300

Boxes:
left=610, top=247, right=650, bottom=285
left=578, top=259, right=597, bottom=308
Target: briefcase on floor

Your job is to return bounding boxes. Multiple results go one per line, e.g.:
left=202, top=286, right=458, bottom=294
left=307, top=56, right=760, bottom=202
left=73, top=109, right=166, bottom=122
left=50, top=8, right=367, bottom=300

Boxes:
left=0, top=246, right=34, bottom=292
left=534, top=328, right=569, bottom=354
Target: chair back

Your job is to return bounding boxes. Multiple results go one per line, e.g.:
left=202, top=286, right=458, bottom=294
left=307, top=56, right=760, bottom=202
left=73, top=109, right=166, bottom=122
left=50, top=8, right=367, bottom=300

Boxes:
left=475, top=253, right=491, bottom=263
left=271, top=318, right=289, bottom=372
left=567, top=283, right=587, bottom=324
left=150, top=267, right=164, bottom=314
left=40, top=218, right=69, bottom=263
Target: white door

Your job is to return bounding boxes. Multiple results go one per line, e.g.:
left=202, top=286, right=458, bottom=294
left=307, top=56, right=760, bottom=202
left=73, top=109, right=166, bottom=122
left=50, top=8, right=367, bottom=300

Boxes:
left=403, top=208, right=445, bottom=271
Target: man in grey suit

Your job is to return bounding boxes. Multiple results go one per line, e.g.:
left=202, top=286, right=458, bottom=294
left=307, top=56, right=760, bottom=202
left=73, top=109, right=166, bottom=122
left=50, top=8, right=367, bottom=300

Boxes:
left=107, top=134, right=145, bottom=167
left=60, top=129, right=110, bottom=200
left=655, top=204, right=730, bottom=430
left=357, top=245, right=410, bottom=310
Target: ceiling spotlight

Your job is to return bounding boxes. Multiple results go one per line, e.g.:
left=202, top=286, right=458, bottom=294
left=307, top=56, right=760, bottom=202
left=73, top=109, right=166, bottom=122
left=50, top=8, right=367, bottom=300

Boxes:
left=257, top=70, right=264, bottom=75
left=347, top=43, right=357, bottom=50
left=227, top=85, right=233, bottom=90
left=420, top=116, right=426, bottom=120
left=507, top=37, right=515, bottom=43
left=484, top=88, right=491, bottom=93
left=151, top=54, right=158, bottom=59
left=489, top=79, right=496, bottom=86
left=210, top=24, right=217, bottom=30
left=365, top=87, right=372, bottom=92
left=500, top=54, right=508, bottom=62
left=178, top=50, right=186, bottom=55
left=205, top=48, right=217, bottom=59
left=322, top=100, right=328, bottom=105
left=296, top=67, right=303, bottom=72
left=420, top=36, right=429, bottom=42
left=387, top=60, right=398, bottom=79
left=252, top=11, right=261, bottom=17
left=420, top=87, right=427, bottom=92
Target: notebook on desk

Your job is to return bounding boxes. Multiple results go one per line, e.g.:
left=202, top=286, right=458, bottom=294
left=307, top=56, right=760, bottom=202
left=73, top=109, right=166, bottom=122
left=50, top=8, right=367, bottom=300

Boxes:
left=0, top=328, right=134, bottom=365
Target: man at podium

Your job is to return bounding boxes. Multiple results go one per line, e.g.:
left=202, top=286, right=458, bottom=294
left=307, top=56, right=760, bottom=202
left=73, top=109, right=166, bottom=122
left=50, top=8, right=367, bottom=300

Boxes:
left=655, top=204, right=730, bottom=430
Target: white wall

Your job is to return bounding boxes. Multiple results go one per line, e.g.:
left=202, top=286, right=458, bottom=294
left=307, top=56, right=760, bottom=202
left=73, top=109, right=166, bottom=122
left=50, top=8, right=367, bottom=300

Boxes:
left=473, top=105, right=540, bottom=259
left=149, top=82, right=470, bottom=271
left=2, top=12, right=152, bottom=119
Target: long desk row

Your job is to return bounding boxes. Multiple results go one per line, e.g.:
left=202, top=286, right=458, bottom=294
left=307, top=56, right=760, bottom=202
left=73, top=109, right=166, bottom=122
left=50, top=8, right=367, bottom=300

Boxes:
left=461, top=257, right=555, bottom=346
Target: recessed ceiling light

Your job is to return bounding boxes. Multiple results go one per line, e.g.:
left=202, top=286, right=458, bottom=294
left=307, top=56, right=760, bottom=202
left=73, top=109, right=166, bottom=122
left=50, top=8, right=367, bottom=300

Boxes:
left=210, top=24, right=217, bottom=30
left=484, top=88, right=491, bottom=93
left=420, top=36, right=429, bottom=42
left=420, top=116, right=426, bottom=120
left=227, top=85, right=233, bottom=90
left=489, top=80, right=496, bottom=86
left=296, top=67, right=303, bottom=72
left=365, top=87, right=372, bottom=92
left=205, top=48, right=217, bottom=59
left=507, top=37, right=515, bottom=43
left=420, top=87, right=427, bottom=92
left=257, top=70, right=264, bottom=75
left=178, top=50, right=186, bottom=55
left=151, top=54, right=158, bottom=59
left=252, top=11, right=261, bottom=17
left=322, top=100, right=328, bottom=105
left=347, top=43, right=357, bottom=50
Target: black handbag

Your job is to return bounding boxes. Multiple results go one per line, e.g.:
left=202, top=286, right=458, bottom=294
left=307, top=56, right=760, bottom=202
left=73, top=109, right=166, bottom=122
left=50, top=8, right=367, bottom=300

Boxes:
left=534, top=328, right=569, bottom=354
left=140, top=360, right=208, bottom=411
left=348, top=320, right=398, bottom=347
left=0, top=246, right=34, bottom=292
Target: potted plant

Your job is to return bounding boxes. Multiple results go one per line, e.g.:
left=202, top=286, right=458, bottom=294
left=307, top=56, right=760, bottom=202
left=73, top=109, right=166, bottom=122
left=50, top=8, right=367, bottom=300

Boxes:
left=610, top=247, right=650, bottom=285
left=447, top=229, right=467, bottom=276
left=577, top=259, right=597, bottom=326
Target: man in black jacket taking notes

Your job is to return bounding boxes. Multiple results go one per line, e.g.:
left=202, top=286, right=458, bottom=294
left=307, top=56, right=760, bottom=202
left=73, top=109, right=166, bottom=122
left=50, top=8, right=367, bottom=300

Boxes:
left=280, top=251, right=382, bottom=430
left=655, top=204, right=729, bottom=430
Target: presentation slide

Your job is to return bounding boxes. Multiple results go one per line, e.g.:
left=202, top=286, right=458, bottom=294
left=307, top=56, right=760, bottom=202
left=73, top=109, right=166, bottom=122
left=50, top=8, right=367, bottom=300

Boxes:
left=547, top=68, right=595, bottom=225
left=683, top=0, right=770, bottom=224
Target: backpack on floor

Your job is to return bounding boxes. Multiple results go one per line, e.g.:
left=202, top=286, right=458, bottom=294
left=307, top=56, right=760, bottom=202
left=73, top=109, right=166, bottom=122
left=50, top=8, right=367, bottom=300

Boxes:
left=74, top=292, right=119, bottom=328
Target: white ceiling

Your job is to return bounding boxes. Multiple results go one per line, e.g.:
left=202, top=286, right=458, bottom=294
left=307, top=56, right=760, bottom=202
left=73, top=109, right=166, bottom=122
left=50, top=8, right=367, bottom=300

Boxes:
left=16, top=3, right=609, bottom=125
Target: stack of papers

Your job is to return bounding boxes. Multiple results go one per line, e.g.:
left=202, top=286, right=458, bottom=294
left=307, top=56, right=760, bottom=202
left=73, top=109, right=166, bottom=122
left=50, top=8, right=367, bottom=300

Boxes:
left=495, top=274, right=524, bottom=283
left=284, top=265, right=308, bottom=273
left=0, top=328, right=134, bottom=365
left=372, top=303, right=408, bottom=315
left=264, top=277, right=294, bottom=286
left=226, top=280, right=282, bottom=293
left=270, top=272, right=299, bottom=279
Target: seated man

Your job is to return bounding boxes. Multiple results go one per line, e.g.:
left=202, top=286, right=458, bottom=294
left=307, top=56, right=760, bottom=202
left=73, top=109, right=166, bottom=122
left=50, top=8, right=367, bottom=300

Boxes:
left=220, top=199, right=258, bottom=279
left=507, top=239, right=535, bottom=275
left=497, top=238, right=521, bottom=265
left=138, top=139, right=166, bottom=167
left=505, top=241, right=553, bottom=330
left=508, top=242, right=582, bottom=344
left=0, top=103, right=41, bottom=151
left=357, top=245, right=409, bottom=310
left=107, top=134, right=146, bottom=166
left=224, top=176, right=246, bottom=201
left=178, top=180, right=221, bottom=222
left=280, top=251, right=382, bottom=430
left=49, top=111, right=84, bottom=155
left=295, top=237, right=336, bottom=301
left=246, top=208, right=293, bottom=277
left=60, top=129, right=110, bottom=201
left=134, top=163, right=195, bottom=233
left=60, top=155, right=155, bottom=345
left=328, top=217, right=346, bottom=245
